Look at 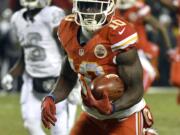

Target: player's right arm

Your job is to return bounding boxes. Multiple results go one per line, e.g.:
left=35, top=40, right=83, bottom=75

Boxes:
left=8, top=49, right=25, bottom=77
left=41, top=56, right=78, bottom=128
left=1, top=48, right=25, bottom=90
left=50, top=56, right=78, bottom=103
left=1, top=11, right=25, bottom=90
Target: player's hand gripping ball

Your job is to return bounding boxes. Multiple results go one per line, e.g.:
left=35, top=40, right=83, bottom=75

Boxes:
left=91, top=74, right=125, bottom=101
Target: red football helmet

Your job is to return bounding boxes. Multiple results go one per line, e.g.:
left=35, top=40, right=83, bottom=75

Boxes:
left=73, top=0, right=115, bottom=31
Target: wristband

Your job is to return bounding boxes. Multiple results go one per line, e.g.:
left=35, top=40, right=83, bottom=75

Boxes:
left=47, top=93, right=56, bottom=103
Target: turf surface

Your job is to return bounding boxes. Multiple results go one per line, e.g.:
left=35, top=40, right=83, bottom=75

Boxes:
left=0, top=87, right=179, bottom=135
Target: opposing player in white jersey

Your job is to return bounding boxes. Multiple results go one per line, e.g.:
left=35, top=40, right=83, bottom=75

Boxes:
left=1, top=0, right=81, bottom=135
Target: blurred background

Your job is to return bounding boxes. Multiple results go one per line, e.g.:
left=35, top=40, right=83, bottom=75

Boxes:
left=0, top=0, right=178, bottom=90
left=0, top=0, right=180, bottom=135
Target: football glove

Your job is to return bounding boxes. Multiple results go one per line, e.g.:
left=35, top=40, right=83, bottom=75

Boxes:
left=142, top=105, right=154, bottom=128
left=1, top=74, right=13, bottom=90
left=41, top=96, right=57, bottom=129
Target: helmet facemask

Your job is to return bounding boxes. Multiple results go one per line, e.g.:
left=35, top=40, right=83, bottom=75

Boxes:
left=116, top=0, right=136, bottom=10
left=73, top=0, right=115, bottom=32
left=20, top=0, right=52, bottom=9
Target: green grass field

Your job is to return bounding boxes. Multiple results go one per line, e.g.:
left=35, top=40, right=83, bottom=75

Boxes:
left=0, top=87, right=180, bottom=135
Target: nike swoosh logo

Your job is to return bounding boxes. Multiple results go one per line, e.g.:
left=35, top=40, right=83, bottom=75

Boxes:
left=118, top=27, right=126, bottom=35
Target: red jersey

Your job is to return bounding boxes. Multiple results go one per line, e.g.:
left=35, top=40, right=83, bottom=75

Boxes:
left=57, top=14, right=147, bottom=120
left=58, top=14, right=137, bottom=88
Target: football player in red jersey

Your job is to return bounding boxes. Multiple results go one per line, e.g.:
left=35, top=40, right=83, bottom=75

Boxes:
left=116, top=0, right=172, bottom=92
left=41, top=0, right=156, bottom=134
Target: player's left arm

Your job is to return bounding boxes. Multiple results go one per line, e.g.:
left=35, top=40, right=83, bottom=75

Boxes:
left=113, top=47, right=144, bottom=110
left=144, top=14, right=172, bottom=49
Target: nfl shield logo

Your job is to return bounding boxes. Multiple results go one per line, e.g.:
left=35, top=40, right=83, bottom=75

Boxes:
left=79, top=48, right=85, bottom=56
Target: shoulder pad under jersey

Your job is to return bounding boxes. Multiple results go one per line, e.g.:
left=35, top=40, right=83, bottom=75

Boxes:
left=108, top=16, right=138, bottom=52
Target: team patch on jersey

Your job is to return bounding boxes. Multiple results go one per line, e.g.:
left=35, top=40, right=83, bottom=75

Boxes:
left=94, top=44, right=107, bottom=59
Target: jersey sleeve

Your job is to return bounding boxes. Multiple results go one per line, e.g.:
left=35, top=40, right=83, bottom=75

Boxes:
left=57, top=14, right=76, bottom=48
left=57, top=18, right=66, bottom=45
left=109, top=19, right=138, bottom=52
left=44, top=6, right=65, bottom=30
